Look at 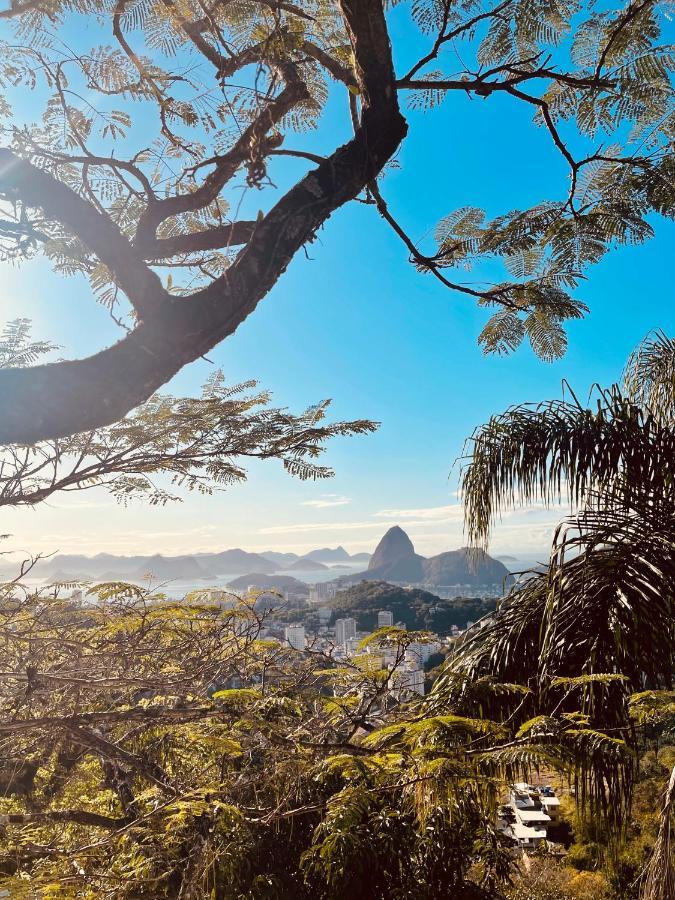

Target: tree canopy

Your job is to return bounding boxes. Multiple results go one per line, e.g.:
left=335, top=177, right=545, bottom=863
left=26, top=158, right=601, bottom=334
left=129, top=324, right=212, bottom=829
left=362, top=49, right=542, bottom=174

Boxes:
left=0, top=0, right=672, bottom=442
left=0, top=579, right=639, bottom=898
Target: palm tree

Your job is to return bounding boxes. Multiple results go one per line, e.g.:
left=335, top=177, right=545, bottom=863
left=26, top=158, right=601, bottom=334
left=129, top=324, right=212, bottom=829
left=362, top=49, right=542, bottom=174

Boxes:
left=454, top=331, right=675, bottom=687
left=443, top=332, right=675, bottom=894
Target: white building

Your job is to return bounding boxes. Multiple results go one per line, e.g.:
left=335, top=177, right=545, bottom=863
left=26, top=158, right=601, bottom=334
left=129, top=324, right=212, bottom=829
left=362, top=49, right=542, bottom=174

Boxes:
left=284, top=624, right=306, bottom=651
left=539, top=789, right=561, bottom=822
left=377, top=610, right=394, bottom=628
left=309, top=582, right=340, bottom=604
left=389, top=665, right=425, bottom=697
left=343, top=636, right=361, bottom=655
left=498, top=783, right=559, bottom=849
left=405, top=640, right=443, bottom=668
left=335, top=617, right=357, bottom=646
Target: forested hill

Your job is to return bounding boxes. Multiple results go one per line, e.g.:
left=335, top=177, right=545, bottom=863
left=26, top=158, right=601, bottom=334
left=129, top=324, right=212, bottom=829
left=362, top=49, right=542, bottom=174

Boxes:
left=327, top=581, right=498, bottom=635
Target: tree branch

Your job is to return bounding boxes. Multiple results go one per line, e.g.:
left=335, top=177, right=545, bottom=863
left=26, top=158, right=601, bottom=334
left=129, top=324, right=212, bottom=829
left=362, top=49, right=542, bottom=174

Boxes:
left=133, top=68, right=307, bottom=248
left=300, top=40, right=356, bottom=88
left=402, top=0, right=514, bottom=83
left=0, top=809, right=126, bottom=829
left=142, top=220, right=257, bottom=259
left=0, top=0, right=407, bottom=445
left=0, top=149, right=166, bottom=319
left=66, top=725, right=174, bottom=792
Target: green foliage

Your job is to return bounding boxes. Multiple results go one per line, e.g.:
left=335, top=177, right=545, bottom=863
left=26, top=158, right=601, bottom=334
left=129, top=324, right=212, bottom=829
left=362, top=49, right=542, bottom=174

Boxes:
left=0, top=577, right=631, bottom=898
left=327, top=580, right=497, bottom=635
left=0, top=322, right=377, bottom=507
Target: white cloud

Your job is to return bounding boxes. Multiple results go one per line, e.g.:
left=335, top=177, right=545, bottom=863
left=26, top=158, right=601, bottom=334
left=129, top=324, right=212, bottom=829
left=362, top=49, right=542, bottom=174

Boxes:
left=260, top=519, right=395, bottom=535
left=300, top=495, right=352, bottom=509
left=374, top=504, right=463, bottom=521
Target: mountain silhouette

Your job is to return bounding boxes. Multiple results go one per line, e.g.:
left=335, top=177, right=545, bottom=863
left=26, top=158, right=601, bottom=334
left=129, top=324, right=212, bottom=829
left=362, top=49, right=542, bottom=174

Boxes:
left=361, top=526, right=512, bottom=587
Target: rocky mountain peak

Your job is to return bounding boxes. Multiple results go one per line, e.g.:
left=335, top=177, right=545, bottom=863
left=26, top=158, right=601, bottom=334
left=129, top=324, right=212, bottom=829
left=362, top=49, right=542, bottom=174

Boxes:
left=368, top=526, right=417, bottom=571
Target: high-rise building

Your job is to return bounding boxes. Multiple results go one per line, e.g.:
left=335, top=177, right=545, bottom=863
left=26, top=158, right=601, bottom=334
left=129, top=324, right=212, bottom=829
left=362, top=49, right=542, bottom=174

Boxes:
left=389, top=666, right=425, bottom=697
left=335, top=617, right=356, bottom=646
left=284, top=624, right=306, bottom=651
left=405, top=640, right=443, bottom=667
left=308, top=581, right=340, bottom=604
left=377, top=610, right=394, bottom=628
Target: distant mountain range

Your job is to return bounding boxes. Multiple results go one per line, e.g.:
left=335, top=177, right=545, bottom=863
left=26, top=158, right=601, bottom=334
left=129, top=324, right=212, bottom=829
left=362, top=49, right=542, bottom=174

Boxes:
left=262, top=546, right=371, bottom=567
left=19, top=527, right=511, bottom=589
left=357, top=526, right=513, bottom=588
left=29, top=545, right=372, bottom=582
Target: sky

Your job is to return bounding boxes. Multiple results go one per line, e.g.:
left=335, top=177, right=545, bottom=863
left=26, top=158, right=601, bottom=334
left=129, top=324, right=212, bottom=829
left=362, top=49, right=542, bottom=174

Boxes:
left=2, top=6, right=675, bottom=562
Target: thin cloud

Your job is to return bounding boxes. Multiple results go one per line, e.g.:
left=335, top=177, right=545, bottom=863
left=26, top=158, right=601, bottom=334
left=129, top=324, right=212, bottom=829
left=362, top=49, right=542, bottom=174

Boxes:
left=374, top=504, right=463, bottom=521
left=300, top=495, right=352, bottom=509
left=260, top=519, right=401, bottom=535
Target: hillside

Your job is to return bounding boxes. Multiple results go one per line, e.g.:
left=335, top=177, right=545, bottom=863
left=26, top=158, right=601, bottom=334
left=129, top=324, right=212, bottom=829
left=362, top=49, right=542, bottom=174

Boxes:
left=226, top=573, right=308, bottom=594
left=328, top=580, right=498, bottom=635
left=422, top=548, right=514, bottom=587
left=285, top=558, right=329, bottom=572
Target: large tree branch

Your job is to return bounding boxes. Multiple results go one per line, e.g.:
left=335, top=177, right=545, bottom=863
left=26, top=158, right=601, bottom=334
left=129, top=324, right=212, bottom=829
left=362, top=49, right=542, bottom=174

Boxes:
left=142, top=220, right=257, bottom=259
left=0, top=809, right=126, bottom=829
left=0, top=149, right=166, bottom=319
left=0, top=0, right=406, bottom=445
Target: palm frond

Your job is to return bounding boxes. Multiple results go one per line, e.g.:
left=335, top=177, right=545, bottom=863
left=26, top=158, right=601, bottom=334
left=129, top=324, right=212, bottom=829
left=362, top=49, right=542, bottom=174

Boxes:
left=624, top=330, right=675, bottom=427
left=461, top=385, right=675, bottom=548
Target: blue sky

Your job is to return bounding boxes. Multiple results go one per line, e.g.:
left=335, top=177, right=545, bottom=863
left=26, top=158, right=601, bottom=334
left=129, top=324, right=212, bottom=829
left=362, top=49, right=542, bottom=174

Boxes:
left=3, top=6, right=675, bottom=560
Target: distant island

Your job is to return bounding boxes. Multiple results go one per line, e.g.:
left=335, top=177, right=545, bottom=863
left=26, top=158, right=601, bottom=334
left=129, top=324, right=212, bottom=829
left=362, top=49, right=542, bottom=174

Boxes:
left=226, top=573, right=309, bottom=594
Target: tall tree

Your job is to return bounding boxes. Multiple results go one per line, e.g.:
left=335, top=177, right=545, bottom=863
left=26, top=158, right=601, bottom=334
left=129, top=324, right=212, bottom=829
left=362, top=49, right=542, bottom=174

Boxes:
left=0, top=0, right=672, bottom=442
left=449, top=332, right=675, bottom=892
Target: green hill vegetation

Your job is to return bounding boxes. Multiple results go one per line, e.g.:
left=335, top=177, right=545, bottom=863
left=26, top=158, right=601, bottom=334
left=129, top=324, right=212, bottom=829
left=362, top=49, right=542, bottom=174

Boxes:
left=327, top=580, right=497, bottom=635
